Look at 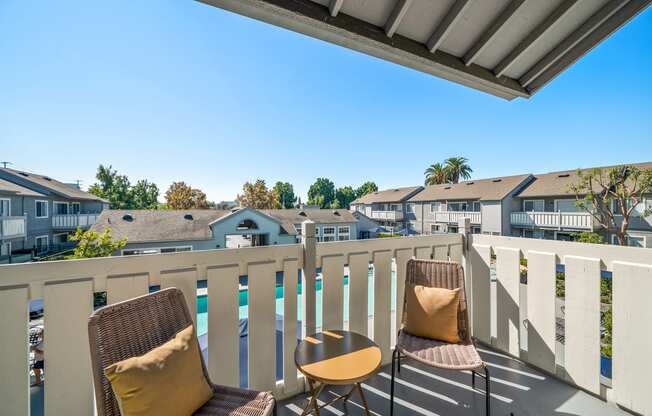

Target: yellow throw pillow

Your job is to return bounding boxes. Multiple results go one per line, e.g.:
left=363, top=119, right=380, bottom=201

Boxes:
left=104, top=325, right=213, bottom=416
left=404, top=285, right=461, bottom=343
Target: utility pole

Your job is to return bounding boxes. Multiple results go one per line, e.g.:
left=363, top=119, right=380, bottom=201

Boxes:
left=0, top=161, right=12, bottom=168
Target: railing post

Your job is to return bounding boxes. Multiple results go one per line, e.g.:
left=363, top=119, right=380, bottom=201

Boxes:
left=301, top=220, right=317, bottom=338
left=458, top=217, right=473, bottom=330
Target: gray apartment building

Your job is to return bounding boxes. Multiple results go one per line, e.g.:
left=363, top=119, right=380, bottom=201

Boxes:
left=407, top=174, right=534, bottom=236
left=510, top=163, right=652, bottom=247
left=0, top=168, right=108, bottom=259
left=92, top=207, right=362, bottom=255
left=350, top=186, right=423, bottom=234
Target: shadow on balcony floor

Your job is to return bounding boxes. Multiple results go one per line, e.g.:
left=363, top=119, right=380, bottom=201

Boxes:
left=278, top=347, right=628, bottom=416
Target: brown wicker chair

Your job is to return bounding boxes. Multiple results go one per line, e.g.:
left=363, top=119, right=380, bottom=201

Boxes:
left=88, top=288, right=276, bottom=416
left=390, top=259, right=490, bottom=416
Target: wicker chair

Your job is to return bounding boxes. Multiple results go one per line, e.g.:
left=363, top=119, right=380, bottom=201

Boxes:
left=88, top=288, right=276, bottom=416
left=390, top=259, right=490, bottom=416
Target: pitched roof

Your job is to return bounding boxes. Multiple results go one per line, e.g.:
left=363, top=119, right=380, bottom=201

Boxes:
left=409, top=174, right=532, bottom=202
left=92, top=209, right=230, bottom=243
left=0, top=178, right=46, bottom=197
left=352, top=186, right=423, bottom=204
left=517, top=162, right=652, bottom=198
left=0, top=167, right=108, bottom=202
left=263, top=208, right=357, bottom=225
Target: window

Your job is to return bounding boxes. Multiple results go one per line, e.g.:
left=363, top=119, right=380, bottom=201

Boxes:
left=390, top=204, right=400, bottom=211
left=554, top=199, right=580, bottom=213
left=472, top=227, right=481, bottom=234
left=0, top=198, right=10, bottom=216
left=236, top=219, right=258, bottom=230
left=448, top=202, right=461, bottom=212
left=123, top=246, right=193, bottom=256
left=338, top=226, right=350, bottom=241
left=471, top=202, right=481, bottom=212
left=430, top=202, right=441, bottom=213
left=35, top=235, right=49, bottom=253
left=406, top=204, right=415, bottom=213
left=523, top=229, right=544, bottom=239
left=294, top=224, right=302, bottom=235
left=54, top=202, right=69, bottom=215
left=71, top=202, right=81, bottom=214
left=53, top=233, right=69, bottom=244
left=35, top=200, right=49, bottom=218
left=430, top=224, right=445, bottom=234
left=448, top=226, right=458, bottom=234
left=322, top=226, right=336, bottom=242
left=611, top=234, right=645, bottom=247
left=523, top=200, right=544, bottom=212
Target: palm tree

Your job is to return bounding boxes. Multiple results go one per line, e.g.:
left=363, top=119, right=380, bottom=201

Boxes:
left=424, top=163, right=449, bottom=185
left=444, top=157, right=472, bottom=183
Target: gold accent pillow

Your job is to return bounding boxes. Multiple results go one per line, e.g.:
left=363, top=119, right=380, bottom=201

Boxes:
left=104, top=325, right=213, bottom=416
left=404, top=285, right=461, bottom=343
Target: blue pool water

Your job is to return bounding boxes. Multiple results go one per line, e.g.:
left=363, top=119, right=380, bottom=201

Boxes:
left=196, top=269, right=396, bottom=337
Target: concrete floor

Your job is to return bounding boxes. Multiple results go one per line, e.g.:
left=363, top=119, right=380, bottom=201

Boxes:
left=278, top=347, right=629, bottom=416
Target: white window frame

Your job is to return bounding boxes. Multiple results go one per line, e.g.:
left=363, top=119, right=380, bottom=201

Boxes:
left=523, top=199, right=544, bottom=212
left=0, top=198, right=10, bottom=217
left=337, top=226, right=350, bottom=241
left=53, top=201, right=69, bottom=215
left=406, top=203, right=415, bottom=213
left=35, top=200, right=49, bottom=218
left=71, top=202, right=81, bottom=214
left=471, top=201, right=481, bottom=212
left=35, top=235, right=49, bottom=252
left=430, top=202, right=441, bottom=213
left=322, top=226, right=336, bottom=242
left=121, top=245, right=193, bottom=256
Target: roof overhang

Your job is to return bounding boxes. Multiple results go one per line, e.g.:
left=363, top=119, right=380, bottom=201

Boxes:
left=198, top=0, right=650, bottom=100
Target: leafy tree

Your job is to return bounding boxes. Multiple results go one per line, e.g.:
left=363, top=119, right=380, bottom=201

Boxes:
left=66, top=228, right=127, bottom=259
left=444, top=157, right=473, bottom=183
left=355, top=182, right=378, bottom=199
left=131, top=180, right=160, bottom=209
left=165, top=181, right=211, bottom=209
left=308, top=178, right=335, bottom=208
left=568, top=165, right=652, bottom=245
left=574, top=231, right=605, bottom=244
left=237, top=179, right=281, bottom=209
left=424, top=162, right=449, bottom=185
left=335, top=186, right=356, bottom=209
left=273, top=181, right=297, bottom=209
left=89, top=165, right=132, bottom=209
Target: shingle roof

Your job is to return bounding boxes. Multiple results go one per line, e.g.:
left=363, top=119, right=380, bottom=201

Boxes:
left=409, top=174, right=532, bottom=202
left=517, top=162, right=652, bottom=198
left=263, top=208, right=357, bottom=225
left=0, top=167, right=108, bottom=202
left=92, top=210, right=230, bottom=243
left=352, top=186, right=423, bottom=204
left=0, top=178, right=46, bottom=197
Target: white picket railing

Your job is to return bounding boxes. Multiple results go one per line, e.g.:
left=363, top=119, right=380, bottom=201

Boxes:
left=510, top=211, right=593, bottom=230
left=370, top=210, right=404, bottom=221
left=434, top=211, right=481, bottom=224
left=0, top=216, right=26, bottom=238
left=51, top=213, right=99, bottom=229
left=1, top=220, right=651, bottom=415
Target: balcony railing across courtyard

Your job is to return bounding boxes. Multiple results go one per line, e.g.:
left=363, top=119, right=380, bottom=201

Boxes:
left=1, top=222, right=651, bottom=415
left=511, top=211, right=593, bottom=230
left=51, top=213, right=99, bottom=230
left=0, top=216, right=26, bottom=238
left=370, top=210, right=403, bottom=221
left=434, top=211, right=481, bottom=225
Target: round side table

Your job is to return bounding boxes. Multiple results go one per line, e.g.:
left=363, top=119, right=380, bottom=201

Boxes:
left=294, top=330, right=381, bottom=416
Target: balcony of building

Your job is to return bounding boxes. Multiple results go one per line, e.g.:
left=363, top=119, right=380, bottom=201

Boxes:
left=51, top=213, right=99, bottom=230
left=370, top=210, right=404, bottom=222
left=0, top=216, right=26, bottom=239
left=511, top=211, right=593, bottom=231
left=434, top=211, right=482, bottom=225
left=1, top=223, right=650, bottom=416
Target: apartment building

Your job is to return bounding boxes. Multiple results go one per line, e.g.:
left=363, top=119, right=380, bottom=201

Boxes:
left=511, top=163, right=652, bottom=247
left=91, top=207, right=362, bottom=255
left=407, top=174, right=534, bottom=236
left=0, top=168, right=108, bottom=258
left=350, top=186, right=423, bottom=234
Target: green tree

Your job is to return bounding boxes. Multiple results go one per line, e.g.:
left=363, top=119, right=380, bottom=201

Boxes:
left=355, top=182, right=378, bottom=199
left=66, top=228, right=127, bottom=259
left=568, top=165, right=652, bottom=245
left=273, top=181, right=297, bottom=209
left=424, top=162, right=449, bottom=185
left=237, top=180, right=281, bottom=209
left=89, top=165, right=132, bottom=209
left=574, top=231, right=605, bottom=244
left=131, top=180, right=160, bottom=209
left=335, top=186, right=356, bottom=209
left=308, top=178, right=335, bottom=208
left=444, top=157, right=473, bottom=183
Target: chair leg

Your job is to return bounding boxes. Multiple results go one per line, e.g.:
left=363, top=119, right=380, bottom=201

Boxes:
left=484, top=366, right=491, bottom=416
left=390, top=348, right=398, bottom=416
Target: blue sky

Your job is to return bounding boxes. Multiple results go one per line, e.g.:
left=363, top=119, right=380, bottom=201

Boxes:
left=1, top=1, right=651, bottom=202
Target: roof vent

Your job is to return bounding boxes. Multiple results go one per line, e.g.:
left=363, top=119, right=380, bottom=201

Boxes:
left=444, top=186, right=452, bottom=189
left=393, top=189, right=400, bottom=192
left=43, top=176, right=52, bottom=181
left=19, top=172, right=29, bottom=177
left=558, top=173, right=570, bottom=178
left=298, top=211, right=307, bottom=216
left=184, top=214, right=193, bottom=220
left=122, top=213, right=134, bottom=222
left=466, top=182, right=474, bottom=185
left=373, top=192, right=379, bottom=195
left=492, top=179, right=502, bottom=182
left=333, top=210, right=340, bottom=216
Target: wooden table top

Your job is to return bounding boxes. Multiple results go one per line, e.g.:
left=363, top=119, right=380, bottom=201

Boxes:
left=294, top=330, right=382, bottom=385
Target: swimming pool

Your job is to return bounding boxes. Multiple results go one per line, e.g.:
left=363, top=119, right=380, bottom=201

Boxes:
left=196, top=269, right=397, bottom=336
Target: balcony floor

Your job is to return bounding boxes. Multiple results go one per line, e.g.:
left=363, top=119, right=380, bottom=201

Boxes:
left=278, top=346, right=628, bottom=416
